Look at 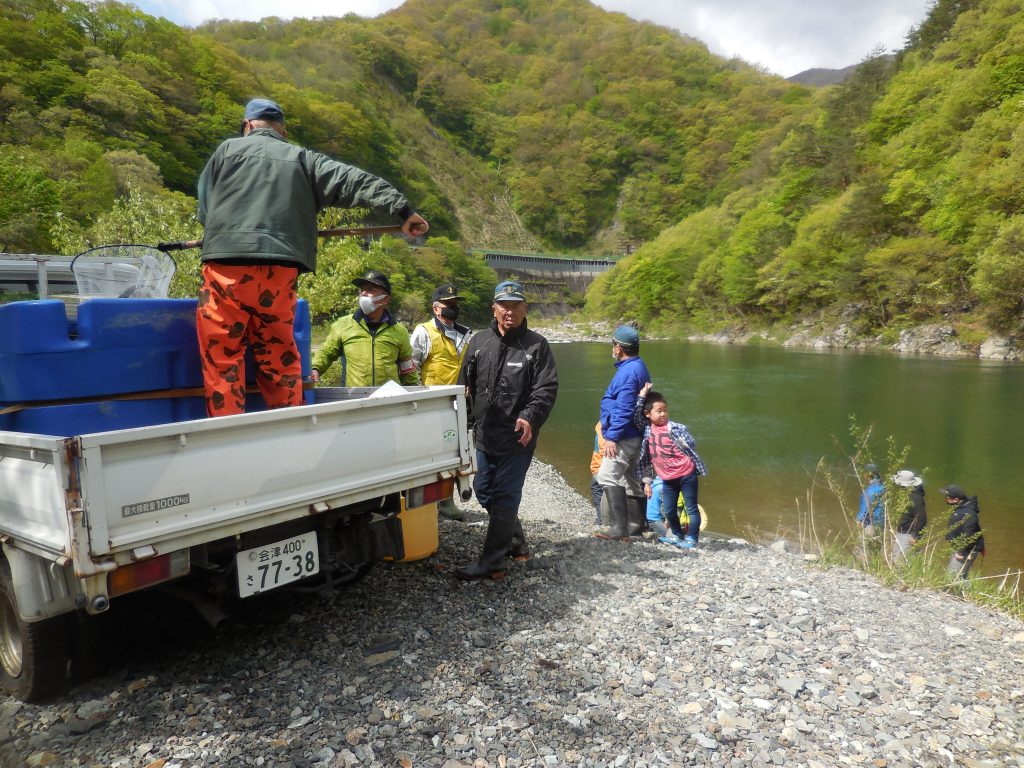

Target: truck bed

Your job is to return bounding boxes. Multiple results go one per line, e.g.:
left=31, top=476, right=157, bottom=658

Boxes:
left=0, top=386, right=469, bottom=577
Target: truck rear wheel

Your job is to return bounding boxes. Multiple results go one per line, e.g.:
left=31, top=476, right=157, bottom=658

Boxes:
left=0, top=568, right=70, bottom=702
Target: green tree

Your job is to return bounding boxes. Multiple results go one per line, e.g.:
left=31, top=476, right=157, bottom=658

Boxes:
left=972, top=214, right=1024, bottom=326
left=0, top=147, right=60, bottom=251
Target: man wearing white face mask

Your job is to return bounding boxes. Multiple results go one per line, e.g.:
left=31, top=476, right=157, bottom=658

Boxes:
left=310, top=270, right=420, bottom=387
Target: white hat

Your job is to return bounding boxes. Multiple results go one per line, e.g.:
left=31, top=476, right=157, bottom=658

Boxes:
left=893, top=470, right=921, bottom=488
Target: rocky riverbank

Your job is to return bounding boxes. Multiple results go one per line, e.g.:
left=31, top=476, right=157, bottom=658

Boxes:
left=3, top=461, right=1022, bottom=768
left=533, top=317, right=1024, bottom=361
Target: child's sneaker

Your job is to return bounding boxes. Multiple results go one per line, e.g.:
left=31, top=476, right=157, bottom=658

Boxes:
left=657, top=533, right=682, bottom=547
left=679, top=536, right=698, bottom=549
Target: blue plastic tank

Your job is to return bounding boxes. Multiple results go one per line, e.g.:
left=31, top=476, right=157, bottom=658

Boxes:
left=0, top=298, right=312, bottom=435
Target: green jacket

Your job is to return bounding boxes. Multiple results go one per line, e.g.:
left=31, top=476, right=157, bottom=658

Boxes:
left=312, top=311, right=420, bottom=387
left=197, top=128, right=411, bottom=272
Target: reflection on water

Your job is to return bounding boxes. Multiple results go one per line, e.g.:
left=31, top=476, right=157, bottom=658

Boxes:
left=536, top=340, right=1024, bottom=576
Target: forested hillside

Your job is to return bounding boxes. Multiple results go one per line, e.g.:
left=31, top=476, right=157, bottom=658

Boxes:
left=587, top=0, right=1024, bottom=335
left=1, top=0, right=1022, bottom=336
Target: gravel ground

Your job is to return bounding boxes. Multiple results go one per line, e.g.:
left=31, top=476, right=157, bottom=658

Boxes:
left=2, top=460, right=1023, bottom=768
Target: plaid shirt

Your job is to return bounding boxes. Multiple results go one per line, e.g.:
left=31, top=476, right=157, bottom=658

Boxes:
left=633, top=393, right=707, bottom=482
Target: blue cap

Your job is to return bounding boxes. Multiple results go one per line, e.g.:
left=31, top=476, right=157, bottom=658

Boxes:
left=612, top=325, right=640, bottom=347
left=493, top=280, right=526, bottom=302
left=244, top=98, right=284, bottom=122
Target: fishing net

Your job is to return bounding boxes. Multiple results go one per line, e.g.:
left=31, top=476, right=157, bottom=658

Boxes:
left=70, top=244, right=176, bottom=298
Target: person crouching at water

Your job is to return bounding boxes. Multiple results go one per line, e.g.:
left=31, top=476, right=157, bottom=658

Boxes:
left=634, top=382, right=707, bottom=549
left=940, top=484, right=985, bottom=580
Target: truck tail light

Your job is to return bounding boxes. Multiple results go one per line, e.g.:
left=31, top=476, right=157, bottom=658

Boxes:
left=108, top=549, right=189, bottom=597
left=405, top=478, right=454, bottom=509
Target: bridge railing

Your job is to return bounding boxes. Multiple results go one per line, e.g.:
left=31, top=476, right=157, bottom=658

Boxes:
left=475, top=250, right=617, bottom=274
left=0, top=253, right=76, bottom=299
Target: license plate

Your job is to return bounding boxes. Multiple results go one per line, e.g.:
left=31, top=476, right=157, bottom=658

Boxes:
left=237, top=534, right=320, bottom=598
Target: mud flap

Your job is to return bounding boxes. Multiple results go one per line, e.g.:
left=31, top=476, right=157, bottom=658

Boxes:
left=334, top=512, right=405, bottom=564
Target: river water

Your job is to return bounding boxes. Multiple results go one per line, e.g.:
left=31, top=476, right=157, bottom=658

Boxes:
left=535, top=340, right=1023, bottom=577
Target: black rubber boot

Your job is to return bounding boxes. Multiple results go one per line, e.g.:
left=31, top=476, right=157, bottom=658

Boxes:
left=595, top=486, right=629, bottom=540
left=508, top=518, right=530, bottom=561
left=456, top=507, right=518, bottom=580
left=626, top=495, right=648, bottom=537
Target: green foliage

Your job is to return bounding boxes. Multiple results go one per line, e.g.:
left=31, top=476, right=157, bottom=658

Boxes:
left=1, top=0, right=1023, bottom=343
left=719, top=199, right=790, bottom=309
left=588, top=0, right=1024, bottom=337
left=298, top=237, right=375, bottom=322
left=904, top=0, right=982, bottom=54
left=0, top=146, right=60, bottom=251
left=972, top=214, right=1024, bottom=324
left=299, top=235, right=497, bottom=328
left=757, top=187, right=865, bottom=315
left=861, top=236, right=961, bottom=325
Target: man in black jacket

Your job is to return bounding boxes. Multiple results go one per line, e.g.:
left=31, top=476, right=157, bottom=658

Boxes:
left=455, top=280, right=558, bottom=579
left=940, top=484, right=985, bottom=579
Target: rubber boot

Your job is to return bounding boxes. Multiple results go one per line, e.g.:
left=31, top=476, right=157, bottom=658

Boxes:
left=595, top=486, right=629, bottom=540
left=507, top=518, right=530, bottom=561
left=437, top=497, right=465, bottom=521
left=626, top=495, right=647, bottom=537
left=456, top=507, right=518, bottom=580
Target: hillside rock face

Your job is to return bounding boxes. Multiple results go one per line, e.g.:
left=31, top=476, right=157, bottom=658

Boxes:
left=978, top=335, right=1023, bottom=361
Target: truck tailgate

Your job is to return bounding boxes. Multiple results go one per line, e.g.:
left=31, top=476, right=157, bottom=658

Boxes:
left=2, top=386, right=469, bottom=574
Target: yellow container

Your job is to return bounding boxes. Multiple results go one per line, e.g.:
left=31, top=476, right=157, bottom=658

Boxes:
left=396, top=497, right=440, bottom=562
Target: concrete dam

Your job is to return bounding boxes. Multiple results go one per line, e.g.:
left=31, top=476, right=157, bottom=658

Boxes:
left=477, top=251, right=616, bottom=317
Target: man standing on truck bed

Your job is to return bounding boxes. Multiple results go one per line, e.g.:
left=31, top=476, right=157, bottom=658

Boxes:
left=411, top=283, right=472, bottom=519
left=455, top=280, right=558, bottom=580
left=196, top=97, right=429, bottom=416
left=310, top=270, right=420, bottom=387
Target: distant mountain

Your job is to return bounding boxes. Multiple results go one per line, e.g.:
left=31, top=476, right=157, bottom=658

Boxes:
left=787, top=64, right=860, bottom=86
left=788, top=55, right=897, bottom=86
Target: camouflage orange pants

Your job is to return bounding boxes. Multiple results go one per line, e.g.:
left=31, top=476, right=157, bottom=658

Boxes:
left=197, top=263, right=302, bottom=416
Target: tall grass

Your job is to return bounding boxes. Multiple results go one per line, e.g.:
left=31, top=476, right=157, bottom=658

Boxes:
left=785, top=421, right=1023, bottom=622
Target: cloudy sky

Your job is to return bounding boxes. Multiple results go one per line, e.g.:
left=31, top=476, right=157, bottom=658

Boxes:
left=131, top=0, right=934, bottom=77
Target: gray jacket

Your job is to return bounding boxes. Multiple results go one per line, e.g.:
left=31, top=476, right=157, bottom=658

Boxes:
left=198, top=128, right=410, bottom=272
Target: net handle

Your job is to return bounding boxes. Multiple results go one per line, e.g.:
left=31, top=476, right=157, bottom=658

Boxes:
left=155, top=224, right=406, bottom=253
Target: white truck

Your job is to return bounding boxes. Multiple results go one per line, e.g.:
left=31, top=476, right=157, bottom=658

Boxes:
left=0, top=384, right=474, bottom=702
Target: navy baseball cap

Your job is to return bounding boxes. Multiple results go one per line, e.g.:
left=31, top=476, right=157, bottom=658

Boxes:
left=244, top=98, right=284, bottom=122
left=493, top=280, right=526, bottom=302
left=939, top=484, right=967, bottom=500
left=352, top=270, right=392, bottom=295
left=432, top=284, right=462, bottom=302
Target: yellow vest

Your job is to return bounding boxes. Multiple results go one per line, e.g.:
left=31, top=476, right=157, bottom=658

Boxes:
left=419, top=320, right=468, bottom=385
